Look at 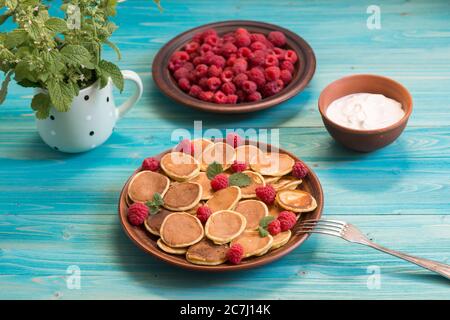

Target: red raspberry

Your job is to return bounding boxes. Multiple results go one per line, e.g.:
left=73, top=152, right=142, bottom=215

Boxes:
left=208, top=65, right=222, bottom=78
left=168, top=60, right=184, bottom=72
left=247, top=91, right=262, bottom=102
left=183, top=62, right=194, bottom=71
left=198, top=91, right=214, bottom=102
left=236, top=90, right=246, bottom=102
left=250, top=33, right=267, bottom=43
left=280, top=60, right=294, bottom=73
left=242, top=80, right=257, bottom=94
left=267, top=219, right=281, bottom=236
left=285, top=50, right=298, bottom=63
left=292, top=161, right=309, bottom=179
left=265, top=54, right=279, bottom=67
left=232, top=58, right=248, bottom=74
left=198, top=77, right=209, bottom=90
left=249, top=50, right=266, bottom=66
left=235, top=33, right=251, bottom=48
left=263, top=80, right=284, bottom=97
left=195, top=64, right=209, bottom=78
left=207, top=77, right=221, bottom=91
left=213, top=90, right=228, bottom=104
left=178, top=78, right=190, bottom=91
left=280, top=69, right=292, bottom=84
left=235, top=27, right=250, bottom=36
left=192, top=56, right=204, bottom=66
left=202, top=29, right=217, bottom=40
left=185, top=41, right=199, bottom=54
left=222, top=33, right=236, bottom=44
left=176, top=138, right=194, bottom=155
left=265, top=66, right=281, bottom=81
left=233, top=73, right=248, bottom=88
left=210, top=55, right=226, bottom=68
left=210, top=173, right=229, bottom=191
left=226, top=132, right=243, bottom=148
left=141, top=157, right=159, bottom=171
left=200, top=43, right=212, bottom=55
left=221, top=69, right=234, bottom=83
left=278, top=211, right=297, bottom=231
left=192, top=32, right=203, bottom=43
left=255, top=185, right=276, bottom=205
left=227, top=243, right=244, bottom=264
left=248, top=67, right=266, bottom=87
left=221, top=82, right=236, bottom=95
left=196, top=205, right=212, bottom=224
left=202, top=51, right=215, bottom=65
left=272, top=47, right=285, bottom=60
left=230, top=160, right=246, bottom=172
left=188, top=85, right=202, bottom=98
left=170, top=51, right=190, bottom=63
left=127, top=203, right=149, bottom=226
left=173, top=67, right=190, bottom=80
left=268, top=31, right=287, bottom=47
left=221, top=42, right=238, bottom=57
left=204, top=34, right=219, bottom=46
left=238, top=47, right=252, bottom=58
left=226, top=94, right=238, bottom=104
left=226, top=55, right=237, bottom=67
left=250, top=41, right=267, bottom=51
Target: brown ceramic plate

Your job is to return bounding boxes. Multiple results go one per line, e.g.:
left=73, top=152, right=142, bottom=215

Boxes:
left=152, top=20, right=316, bottom=113
left=118, top=140, right=323, bottom=271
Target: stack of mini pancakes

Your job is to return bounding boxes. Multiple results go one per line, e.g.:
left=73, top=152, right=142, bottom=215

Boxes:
left=126, top=139, right=317, bottom=266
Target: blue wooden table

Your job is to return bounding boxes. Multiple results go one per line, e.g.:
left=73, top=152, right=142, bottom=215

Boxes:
left=1, top=0, right=449, bottom=299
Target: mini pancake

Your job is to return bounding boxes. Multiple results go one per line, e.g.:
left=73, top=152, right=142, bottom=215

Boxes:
left=160, top=152, right=200, bottom=181
left=186, top=202, right=203, bottom=215
left=189, top=172, right=214, bottom=200
left=250, top=152, right=295, bottom=176
left=186, top=239, right=229, bottom=265
left=205, top=210, right=246, bottom=244
left=263, top=176, right=281, bottom=184
left=157, top=238, right=187, bottom=255
left=191, top=138, right=214, bottom=161
left=230, top=231, right=273, bottom=258
left=201, top=142, right=236, bottom=171
left=240, top=171, right=266, bottom=199
left=272, top=176, right=303, bottom=191
left=235, top=144, right=264, bottom=169
left=205, top=186, right=241, bottom=213
left=160, top=212, right=204, bottom=247
left=163, top=182, right=202, bottom=211
left=127, top=171, right=170, bottom=203
left=144, top=208, right=173, bottom=236
left=234, top=200, right=268, bottom=230
left=276, top=189, right=318, bottom=213
left=271, top=230, right=291, bottom=250
left=268, top=204, right=283, bottom=218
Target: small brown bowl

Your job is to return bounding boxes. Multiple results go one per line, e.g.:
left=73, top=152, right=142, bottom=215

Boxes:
left=118, top=140, right=323, bottom=272
left=318, top=74, right=413, bottom=152
left=152, top=20, right=316, bottom=113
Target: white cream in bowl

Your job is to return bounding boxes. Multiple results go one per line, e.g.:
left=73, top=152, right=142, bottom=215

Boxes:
left=326, top=93, right=405, bottom=130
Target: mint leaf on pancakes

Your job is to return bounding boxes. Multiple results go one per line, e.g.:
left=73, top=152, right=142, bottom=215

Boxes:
left=146, top=193, right=164, bottom=215
left=229, top=172, right=251, bottom=187
left=207, top=162, right=223, bottom=180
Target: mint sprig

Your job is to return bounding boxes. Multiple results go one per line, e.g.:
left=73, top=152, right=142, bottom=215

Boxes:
left=206, top=162, right=223, bottom=180
left=229, top=172, right=251, bottom=187
left=258, top=216, right=275, bottom=237
left=146, top=193, right=164, bottom=215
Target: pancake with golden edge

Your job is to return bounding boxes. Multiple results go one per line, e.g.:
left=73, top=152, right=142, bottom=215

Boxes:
left=160, top=152, right=200, bottom=181
left=205, top=210, right=246, bottom=244
left=191, top=138, right=214, bottom=161
left=157, top=238, right=187, bottom=255
left=250, top=152, right=295, bottom=176
left=276, top=189, right=317, bottom=213
left=144, top=208, right=173, bottom=236
left=205, top=186, right=241, bottom=213
left=163, top=182, right=202, bottom=211
left=234, top=200, right=268, bottom=230
left=231, top=230, right=273, bottom=258
left=240, top=170, right=265, bottom=198
left=234, top=144, right=264, bottom=169
left=272, top=176, right=302, bottom=191
left=189, top=172, right=214, bottom=200
left=186, top=239, right=229, bottom=265
left=201, top=142, right=236, bottom=171
left=127, top=171, right=170, bottom=204
left=160, top=212, right=204, bottom=247
left=271, top=230, right=291, bottom=250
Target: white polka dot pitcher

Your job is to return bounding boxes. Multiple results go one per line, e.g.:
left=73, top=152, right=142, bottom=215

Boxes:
left=36, top=70, right=143, bottom=153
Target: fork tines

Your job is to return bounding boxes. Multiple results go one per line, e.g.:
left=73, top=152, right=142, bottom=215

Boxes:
left=296, top=219, right=347, bottom=237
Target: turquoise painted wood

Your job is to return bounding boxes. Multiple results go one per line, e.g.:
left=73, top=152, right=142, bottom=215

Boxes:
left=0, top=0, right=449, bottom=299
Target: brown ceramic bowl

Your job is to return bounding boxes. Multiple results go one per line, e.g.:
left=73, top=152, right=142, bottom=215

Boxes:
left=152, top=20, right=316, bottom=113
left=318, top=74, right=413, bottom=152
left=118, top=140, right=323, bottom=272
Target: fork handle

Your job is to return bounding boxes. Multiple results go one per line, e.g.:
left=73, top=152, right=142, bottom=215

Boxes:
left=366, top=242, right=450, bottom=279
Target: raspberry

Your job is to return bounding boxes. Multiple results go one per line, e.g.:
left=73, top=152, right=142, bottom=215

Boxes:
left=213, top=90, right=228, bottom=104
left=230, top=160, right=246, bottom=172
left=200, top=43, right=212, bottom=54
left=249, top=50, right=266, bottom=66
left=292, top=161, right=309, bottom=179
left=233, top=73, right=248, bottom=88
left=226, top=55, right=237, bottom=67
left=227, top=243, right=244, bottom=264
left=265, top=54, right=279, bottom=67
left=250, top=41, right=267, bottom=52
left=178, top=78, right=190, bottom=91
left=280, top=60, right=294, bottom=73
left=202, top=29, right=218, bottom=40
left=255, top=185, right=276, bottom=205
left=238, top=47, right=252, bottom=58
left=183, top=62, right=194, bottom=71
left=198, top=77, right=209, bottom=90
left=250, top=33, right=267, bottom=43
left=247, top=67, right=266, bottom=87
left=210, top=173, right=229, bottom=191
left=192, top=32, right=203, bottom=43
left=236, top=90, right=246, bottom=102
left=221, top=69, right=234, bottom=83
left=263, top=80, right=284, bottom=97
left=210, top=55, right=226, bottom=68
left=208, top=65, right=222, bottom=78
left=127, top=203, right=149, bottom=226
left=188, top=85, right=202, bottom=98
left=268, top=31, right=287, bottom=47
left=173, top=67, right=190, bottom=80
left=226, top=94, right=238, bottom=104
left=222, top=33, right=236, bottom=44
left=277, top=211, right=297, bottom=231
left=267, top=219, right=281, bottom=236
left=202, top=51, right=215, bottom=65
left=192, top=56, right=204, bottom=66
left=232, top=58, right=248, bottom=74
left=265, top=66, right=281, bottom=81
left=235, top=27, right=250, bottom=36
left=185, top=41, right=199, bottom=54
left=141, top=157, right=159, bottom=171
left=280, top=69, right=292, bottom=84
left=168, top=60, right=184, bottom=72
left=221, top=82, right=236, bottom=95
left=273, top=47, right=285, bottom=60
left=198, top=90, right=214, bottom=102
left=242, top=80, right=257, bottom=94
left=177, top=138, right=194, bottom=155
left=196, top=205, right=212, bottom=224
left=226, top=132, right=243, bottom=148
left=170, top=51, right=190, bottom=63
left=247, top=91, right=262, bottom=102
left=235, top=33, right=251, bottom=48
left=195, top=64, right=208, bottom=78
left=204, top=34, right=219, bottom=46
left=221, top=42, right=237, bottom=57
left=285, top=50, right=298, bottom=63
left=207, top=77, right=221, bottom=91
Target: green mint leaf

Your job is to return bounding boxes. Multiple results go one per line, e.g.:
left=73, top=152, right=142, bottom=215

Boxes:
left=98, top=60, right=124, bottom=92
left=146, top=193, right=164, bottom=215
left=258, top=226, right=269, bottom=237
left=153, top=193, right=164, bottom=207
left=5, top=29, right=28, bottom=48
left=206, top=161, right=223, bottom=180
left=47, top=79, right=74, bottom=112
left=60, top=45, right=94, bottom=69
left=31, top=92, right=51, bottom=111
left=229, top=172, right=251, bottom=187
left=45, top=17, right=69, bottom=34
left=14, top=61, right=33, bottom=82
left=0, top=71, right=12, bottom=105
left=259, top=216, right=275, bottom=229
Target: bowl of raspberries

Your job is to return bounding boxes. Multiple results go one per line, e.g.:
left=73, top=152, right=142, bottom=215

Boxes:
left=152, top=20, right=316, bottom=113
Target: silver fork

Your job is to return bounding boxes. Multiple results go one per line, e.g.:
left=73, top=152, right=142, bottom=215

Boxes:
left=296, top=219, right=450, bottom=280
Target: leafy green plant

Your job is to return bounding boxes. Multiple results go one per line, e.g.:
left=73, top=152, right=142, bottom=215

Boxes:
left=0, top=0, right=124, bottom=119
